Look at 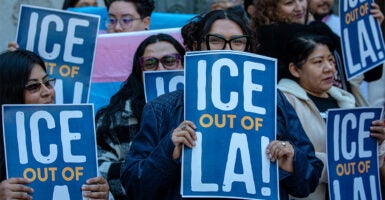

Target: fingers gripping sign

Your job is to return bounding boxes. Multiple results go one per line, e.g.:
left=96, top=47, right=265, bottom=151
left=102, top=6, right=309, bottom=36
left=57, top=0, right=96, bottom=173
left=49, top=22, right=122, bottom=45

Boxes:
left=172, top=121, right=197, bottom=160
left=266, top=140, right=295, bottom=173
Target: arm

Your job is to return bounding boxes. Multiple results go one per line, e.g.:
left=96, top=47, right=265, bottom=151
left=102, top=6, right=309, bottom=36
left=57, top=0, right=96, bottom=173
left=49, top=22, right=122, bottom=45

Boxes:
left=276, top=90, right=324, bottom=197
left=120, top=101, right=183, bottom=199
left=96, top=113, right=136, bottom=198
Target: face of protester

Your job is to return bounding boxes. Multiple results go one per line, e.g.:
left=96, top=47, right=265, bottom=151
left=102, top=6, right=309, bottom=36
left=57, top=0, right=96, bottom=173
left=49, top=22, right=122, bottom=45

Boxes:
left=200, top=19, right=248, bottom=51
left=308, top=0, right=334, bottom=19
left=277, top=0, right=307, bottom=24
left=289, top=44, right=336, bottom=98
left=75, top=0, right=97, bottom=7
left=24, top=65, right=55, bottom=104
left=107, top=1, right=150, bottom=33
left=139, top=41, right=183, bottom=71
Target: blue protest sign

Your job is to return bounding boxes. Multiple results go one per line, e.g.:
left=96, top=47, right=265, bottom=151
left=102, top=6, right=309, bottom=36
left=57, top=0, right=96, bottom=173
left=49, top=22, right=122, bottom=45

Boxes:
left=182, top=50, right=278, bottom=199
left=16, top=4, right=100, bottom=103
left=327, top=107, right=383, bottom=199
left=2, top=104, right=97, bottom=200
left=143, top=70, right=184, bottom=102
left=340, top=0, right=385, bottom=80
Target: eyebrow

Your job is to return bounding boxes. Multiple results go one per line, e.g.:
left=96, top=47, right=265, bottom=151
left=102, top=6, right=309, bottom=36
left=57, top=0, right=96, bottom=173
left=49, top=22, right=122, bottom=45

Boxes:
left=108, top=13, right=136, bottom=18
left=27, top=74, right=49, bottom=83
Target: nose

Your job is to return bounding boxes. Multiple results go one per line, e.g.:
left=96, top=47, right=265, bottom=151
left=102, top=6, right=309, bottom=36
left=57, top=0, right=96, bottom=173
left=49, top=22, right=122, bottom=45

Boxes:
left=294, top=0, right=302, bottom=10
left=157, top=62, right=166, bottom=71
left=224, top=42, right=231, bottom=50
left=114, top=22, right=124, bottom=32
left=40, top=83, right=53, bottom=96
left=324, top=61, right=334, bottom=72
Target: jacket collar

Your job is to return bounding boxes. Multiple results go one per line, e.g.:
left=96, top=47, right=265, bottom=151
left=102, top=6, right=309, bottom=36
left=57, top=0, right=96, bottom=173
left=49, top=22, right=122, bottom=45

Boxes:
left=278, top=78, right=356, bottom=108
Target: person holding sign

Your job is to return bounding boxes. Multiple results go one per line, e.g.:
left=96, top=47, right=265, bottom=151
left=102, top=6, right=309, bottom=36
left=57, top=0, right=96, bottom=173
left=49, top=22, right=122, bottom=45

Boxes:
left=250, top=0, right=384, bottom=107
left=95, top=33, right=185, bottom=199
left=0, top=50, right=110, bottom=200
left=121, top=10, right=323, bottom=200
left=278, top=33, right=385, bottom=200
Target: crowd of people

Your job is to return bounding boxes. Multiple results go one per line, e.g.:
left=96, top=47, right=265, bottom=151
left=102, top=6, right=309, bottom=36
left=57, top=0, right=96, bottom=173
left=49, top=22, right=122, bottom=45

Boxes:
left=1, top=0, right=385, bottom=199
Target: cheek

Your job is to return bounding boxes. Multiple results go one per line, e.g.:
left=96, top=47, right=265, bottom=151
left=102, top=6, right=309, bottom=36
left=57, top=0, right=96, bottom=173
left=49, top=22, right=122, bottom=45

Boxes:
left=24, top=92, right=38, bottom=104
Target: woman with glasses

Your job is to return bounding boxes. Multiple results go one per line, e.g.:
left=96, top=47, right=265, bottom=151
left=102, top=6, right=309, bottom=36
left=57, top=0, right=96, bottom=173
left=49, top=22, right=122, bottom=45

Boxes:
left=121, top=9, right=323, bottom=200
left=0, top=49, right=110, bottom=200
left=105, top=0, right=154, bottom=33
left=95, top=33, right=185, bottom=199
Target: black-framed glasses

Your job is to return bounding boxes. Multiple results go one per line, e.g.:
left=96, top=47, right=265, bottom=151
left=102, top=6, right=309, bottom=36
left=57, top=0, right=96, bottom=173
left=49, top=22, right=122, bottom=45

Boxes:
left=105, top=17, right=142, bottom=30
left=139, top=53, right=182, bottom=71
left=24, top=78, right=56, bottom=93
left=204, top=34, right=249, bottom=51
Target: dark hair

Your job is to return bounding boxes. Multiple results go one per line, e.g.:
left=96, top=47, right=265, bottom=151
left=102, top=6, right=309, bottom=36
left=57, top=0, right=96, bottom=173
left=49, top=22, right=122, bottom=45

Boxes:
left=0, top=50, right=46, bottom=106
left=250, top=0, right=309, bottom=30
left=95, top=33, right=185, bottom=138
left=106, top=0, right=155, bottom=18
left=62, top=0, right=98, bottom=9
left=0, top=49, right=47, bottom=181
left=62, top=0, right=79, bottom=9
left=181, top=9, right=256, bottom=53
left=281, top=34, right=335, bottom=80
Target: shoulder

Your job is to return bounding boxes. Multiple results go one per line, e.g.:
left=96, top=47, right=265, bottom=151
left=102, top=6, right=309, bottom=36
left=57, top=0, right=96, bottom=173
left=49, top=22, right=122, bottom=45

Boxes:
left=145, top=90, right=184, bottom=114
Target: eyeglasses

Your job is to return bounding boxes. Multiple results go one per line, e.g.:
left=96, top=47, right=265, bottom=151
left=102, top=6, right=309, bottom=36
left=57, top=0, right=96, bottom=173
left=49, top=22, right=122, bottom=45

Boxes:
left=24, top=78, right=56, bottom=93
left=105, top=17, right=142, bottom=30
left=139, top=53, right=182, bottom=71
left=204, top=34, right=249, bottom=51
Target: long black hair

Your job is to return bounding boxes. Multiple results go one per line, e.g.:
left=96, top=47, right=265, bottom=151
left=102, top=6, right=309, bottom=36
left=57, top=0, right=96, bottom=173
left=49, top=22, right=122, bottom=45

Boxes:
left=0, top=49, right=47, bottom=181
left=95, top=33, right=185, bottom=137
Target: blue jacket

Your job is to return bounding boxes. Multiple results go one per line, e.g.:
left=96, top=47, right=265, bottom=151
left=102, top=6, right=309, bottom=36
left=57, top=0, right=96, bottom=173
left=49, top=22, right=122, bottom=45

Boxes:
left=121, top=90, right=323, bottom=199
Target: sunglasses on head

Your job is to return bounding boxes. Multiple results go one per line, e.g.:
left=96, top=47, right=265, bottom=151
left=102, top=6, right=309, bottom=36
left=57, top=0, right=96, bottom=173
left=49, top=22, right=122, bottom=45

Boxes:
left=139, top=53, right=181, bottom=71
left=24, top=78, right=56, bottom=93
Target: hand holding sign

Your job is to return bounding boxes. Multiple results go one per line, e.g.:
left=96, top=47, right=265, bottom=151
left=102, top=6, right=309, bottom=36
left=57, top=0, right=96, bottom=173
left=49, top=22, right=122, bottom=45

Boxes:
left=369, top=119, right=385, bottom=144
left=0, top=178, right=33, bottom=199
left=266, top=140, right=295, bottom=173
left=172, top=121, right=197, bottom=160
left=369, top=3, right=384, bottom=24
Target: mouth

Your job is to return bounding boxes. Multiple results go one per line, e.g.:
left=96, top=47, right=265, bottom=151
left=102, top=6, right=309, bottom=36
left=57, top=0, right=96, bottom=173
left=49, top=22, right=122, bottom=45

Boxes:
left=294, top=13, right=305, bottom=20
left=319, top=3, right=331, bottom=10
left=323, top=76, right=334, bottom=83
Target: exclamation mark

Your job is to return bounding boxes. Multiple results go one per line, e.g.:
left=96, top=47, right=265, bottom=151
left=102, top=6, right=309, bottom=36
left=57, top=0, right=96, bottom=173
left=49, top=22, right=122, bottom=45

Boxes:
left=261, top=136, right=271, bottom=196
left=369, top=16, right=384, bottom=59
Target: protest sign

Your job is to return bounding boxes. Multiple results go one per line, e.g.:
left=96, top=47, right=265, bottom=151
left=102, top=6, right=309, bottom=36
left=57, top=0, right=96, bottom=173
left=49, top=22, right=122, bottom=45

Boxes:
left=143, top=70, right=184, bottom=102
left=182, top=50, right=278, bottom=199
left=340, top=0, right=385, bottom=80
left=327, top=107, right=383, bottom=199
left=2, top=104, right=97, bottom=200
left=16, top=4, right=100, bottom=103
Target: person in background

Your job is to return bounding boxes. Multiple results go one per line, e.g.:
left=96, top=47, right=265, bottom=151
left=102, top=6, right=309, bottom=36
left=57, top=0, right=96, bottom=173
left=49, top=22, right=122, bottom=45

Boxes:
left=95, top=33, right=185, bottom=200
left=121, top=9, right=323, bottom=200
left=243, top=0, right=256, bottom=19
left=0, top=49, right=110, bottom=200
left=278, top=33, right=385, bottom=199
left=105, top=0, right=154, bottom=33
left=210, top=0, right=250, bottom=23
left=250, top=0, right=384, bottom=107
left=62, top=0, right=98, bottom=10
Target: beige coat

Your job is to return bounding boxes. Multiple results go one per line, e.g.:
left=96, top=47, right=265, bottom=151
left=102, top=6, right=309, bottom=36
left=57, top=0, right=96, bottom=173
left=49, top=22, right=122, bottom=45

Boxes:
left=278, top=78, right=384, bottom=200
